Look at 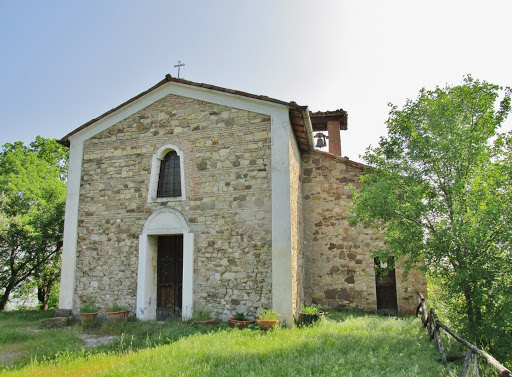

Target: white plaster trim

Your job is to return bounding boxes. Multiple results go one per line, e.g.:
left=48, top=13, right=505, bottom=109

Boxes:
left=58, top=139, right=83, bottom=310
left=136, top=208, right=194, bottom=320
left=271, top=111, right=294, bottom=327
left=147, top=144, right=186, bottom=202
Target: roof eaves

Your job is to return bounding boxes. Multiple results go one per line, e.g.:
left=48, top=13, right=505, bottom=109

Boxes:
left=59, top=77, right=170, bottom=146
left=60, top=75, right=303, bottom=146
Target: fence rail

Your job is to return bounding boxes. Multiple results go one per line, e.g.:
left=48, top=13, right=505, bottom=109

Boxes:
left=416, top=292, right=511, bottom=377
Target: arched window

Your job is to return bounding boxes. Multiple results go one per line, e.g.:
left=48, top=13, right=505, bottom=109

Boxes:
left=148, top=144, right=186, bottom=202
left=157, top=151, right=181, bottom=197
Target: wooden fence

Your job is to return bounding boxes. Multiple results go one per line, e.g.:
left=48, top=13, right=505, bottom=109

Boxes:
left=416, top=292, right=511, bottom=377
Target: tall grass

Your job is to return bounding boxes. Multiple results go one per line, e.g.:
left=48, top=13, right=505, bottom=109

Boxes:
left=2, top=310, right=449, bottom=377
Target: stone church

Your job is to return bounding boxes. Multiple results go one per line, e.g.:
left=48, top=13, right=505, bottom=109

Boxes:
left=58, top=75, right=426, bottom=325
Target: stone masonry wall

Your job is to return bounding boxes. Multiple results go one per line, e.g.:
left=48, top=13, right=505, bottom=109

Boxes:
left=302, top=151, right=426, bottom=313
left=395, top=259, right=427, bottom=314
left=75, top=94, right=273, bottom=319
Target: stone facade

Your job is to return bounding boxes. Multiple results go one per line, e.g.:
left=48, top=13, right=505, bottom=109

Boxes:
left=302, top=151, right=426, bottom=314
left=63, top=80, right=428, bottom=322
left=75, top=93, right=273, bottom=319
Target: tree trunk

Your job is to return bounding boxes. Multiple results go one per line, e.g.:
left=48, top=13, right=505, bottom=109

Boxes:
left=0, top=280, right=15, bottom=311
left=37, top=286, right=49, bottom=311
left=464, top=284, right=485, bottom=343
left=464, top=288, right=476, bottom=325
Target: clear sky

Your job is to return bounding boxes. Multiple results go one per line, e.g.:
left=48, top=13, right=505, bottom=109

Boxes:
left=1, top=0, right=511, bottom=162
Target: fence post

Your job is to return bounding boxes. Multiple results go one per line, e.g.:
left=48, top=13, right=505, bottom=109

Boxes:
left=417, top=292, right=511, bottom=377
left=416, top=292, right=428, bottom=327
left=460, top=350, right=473, bottom=377
left=428, top=308, right=436, bottom=341
left=437, top=321, right=512, bottom=377
left=431, top=309, right=450, bottom=373
left=472, top=352, right=480, bottom=377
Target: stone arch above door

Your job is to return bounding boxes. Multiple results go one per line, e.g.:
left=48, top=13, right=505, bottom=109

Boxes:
left=136, top=208, right=194, bottom=320
left=143, top=207, right=189, bottom=235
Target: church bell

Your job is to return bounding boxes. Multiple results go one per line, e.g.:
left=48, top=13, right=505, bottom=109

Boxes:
left=314, top=132, right=327, bottom=148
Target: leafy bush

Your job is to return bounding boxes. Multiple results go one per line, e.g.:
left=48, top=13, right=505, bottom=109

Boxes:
left=233, top=312, right=247, bottom=321
left=106, top=303, right=127, bottom=312
left=256, top=309, right=279, bottom=321
left=300, top=304, right=321, bottom=315
left=79, top=301, right=98, bottom=313
left=191, top=306, right=212, bottom=321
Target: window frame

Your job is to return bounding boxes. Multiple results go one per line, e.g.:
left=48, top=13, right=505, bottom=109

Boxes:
left=148, top=144, right=186, bottom=203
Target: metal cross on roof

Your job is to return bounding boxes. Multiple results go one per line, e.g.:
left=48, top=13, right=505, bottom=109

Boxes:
left=174, top=60, right=185, bottom=78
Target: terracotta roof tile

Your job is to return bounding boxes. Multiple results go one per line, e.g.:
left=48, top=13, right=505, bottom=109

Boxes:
left=310, top=109, right=347, bottom=117
left=311, top=150, right=366, bottom=170
left=310, top=109, right=348, bottom=131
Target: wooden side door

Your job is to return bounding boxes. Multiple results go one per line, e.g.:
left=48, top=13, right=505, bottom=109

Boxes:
left=157, top=235, right=183, bottom=320
left=375, top=257, right=398, bottom=313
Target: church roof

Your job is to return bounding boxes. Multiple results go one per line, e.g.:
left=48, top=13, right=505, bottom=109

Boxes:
left=60, top=74, right=316, bottom=151
left=310, top=109, right=348, bottom=131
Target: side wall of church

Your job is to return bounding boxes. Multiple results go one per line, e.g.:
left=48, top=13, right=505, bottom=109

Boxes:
left=75, top=94, right=273, bottom=319
left=302, top=151, right=426, bottom=314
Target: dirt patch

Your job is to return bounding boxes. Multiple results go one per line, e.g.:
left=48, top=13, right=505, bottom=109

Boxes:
left=24, top=327, right=43, bottom=333
left=78, top=334, right=118, bottom=348
left=0, top=346, right=25, bottom=367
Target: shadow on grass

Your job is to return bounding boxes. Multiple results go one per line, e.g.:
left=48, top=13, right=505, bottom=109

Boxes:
left=0, top=310, right=54, bottom=323
left=1, top=314, right=231, bottom=371
left=1, top=310, right=452, bottom=377
left=100, top=321, right=449, bottom=377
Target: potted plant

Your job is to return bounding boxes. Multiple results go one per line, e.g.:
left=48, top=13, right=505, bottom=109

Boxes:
left=228, top=312, right=252, bottom=329
left=192, top=306, right=214, bottom=325
left=256, top=309, right=279, bottom=331
left=79, top=301, right=99, bottom=322
left=298, top=303, right=324, bottom=325
left=105, top=303, right=130, bottom=322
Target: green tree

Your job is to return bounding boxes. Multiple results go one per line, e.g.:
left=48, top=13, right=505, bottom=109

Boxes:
left=0, top=137, right=67, bottom=311
left=350, top=76, right=512, bottom=357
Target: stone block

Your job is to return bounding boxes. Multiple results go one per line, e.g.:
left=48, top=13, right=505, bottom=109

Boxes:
left=41, top=317, right=69, bottom=328
left=54, top=309, right=72, bottom=317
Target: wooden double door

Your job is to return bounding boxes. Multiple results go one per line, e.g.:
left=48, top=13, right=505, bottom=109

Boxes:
left=157, top=235, right=183, bottom=320
left=374, top=257, right=398, bottom=313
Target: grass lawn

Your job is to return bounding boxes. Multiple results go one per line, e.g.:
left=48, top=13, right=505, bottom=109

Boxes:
left=0, top=310, right=450, bottom=377
left=0, top=310, right=83, bottom=367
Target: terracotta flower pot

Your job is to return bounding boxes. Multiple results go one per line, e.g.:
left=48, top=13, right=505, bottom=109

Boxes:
left=228, top=318, right=252, bottom=329
left=193, top=319, right=215, bottom=325
left=256, top=319, right=279, bottom=331
left=105, top=310, right=130, bottom=322
left=80, top=312, right=98, bottom=322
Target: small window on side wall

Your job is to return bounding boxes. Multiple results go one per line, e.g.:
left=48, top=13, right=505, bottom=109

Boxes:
left=157, top=151, right=181, bottom=197
left=148, top=144, right=186, bottom=202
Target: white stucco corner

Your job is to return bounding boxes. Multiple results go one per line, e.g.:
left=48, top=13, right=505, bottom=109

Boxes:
left=58, top=139, right=84, bottom=311
left=270, top=110, right=294, bottom=327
